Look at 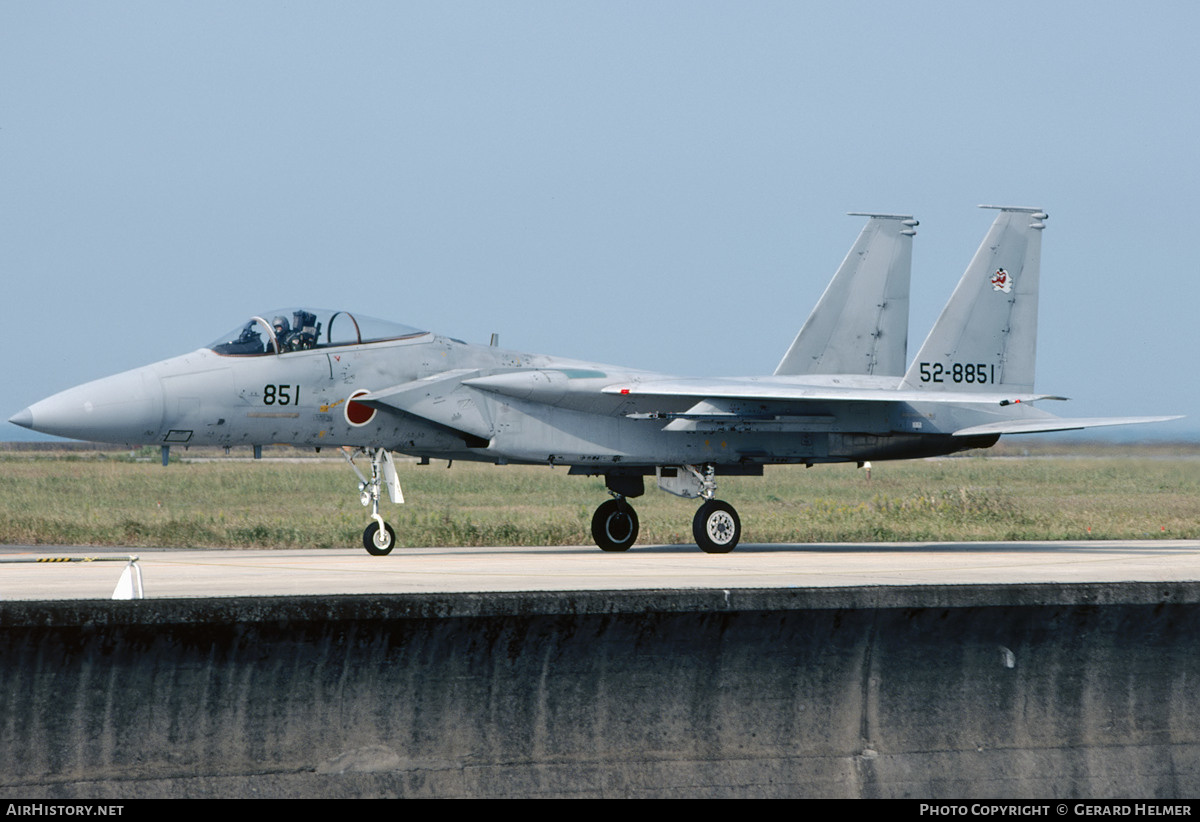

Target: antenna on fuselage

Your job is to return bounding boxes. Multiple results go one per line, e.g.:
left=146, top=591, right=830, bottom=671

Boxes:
left=489, top=333, right=500, bottom=347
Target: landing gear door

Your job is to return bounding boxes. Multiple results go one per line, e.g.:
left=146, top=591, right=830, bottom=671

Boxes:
left=656, top=466, right=705, bottom=499
left=381, top=449, right=404, bottom=504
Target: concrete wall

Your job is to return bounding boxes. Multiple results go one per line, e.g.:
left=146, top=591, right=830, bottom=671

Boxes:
left=2, top=584, right=1199, bottom=798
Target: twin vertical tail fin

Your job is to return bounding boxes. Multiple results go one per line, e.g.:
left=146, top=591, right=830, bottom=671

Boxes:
left=774, top=213, right=917, bottom=377
left=902, top=206, right=1048, bottom=393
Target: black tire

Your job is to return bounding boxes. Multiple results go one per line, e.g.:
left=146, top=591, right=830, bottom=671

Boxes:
left=363, top=521, right=396, bottom=556
left=591, top=499, right=639, bottom=552
left=693, top=499, right=740, bottom=553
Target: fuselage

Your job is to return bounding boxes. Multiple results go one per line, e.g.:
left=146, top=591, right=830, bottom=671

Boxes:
left=12, top=319, right=997, bottom=468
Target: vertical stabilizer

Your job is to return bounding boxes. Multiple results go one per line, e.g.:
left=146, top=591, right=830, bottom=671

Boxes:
left=903, top=206, right=1047, bottom=393
left=774, top=213, right=917, bottom=377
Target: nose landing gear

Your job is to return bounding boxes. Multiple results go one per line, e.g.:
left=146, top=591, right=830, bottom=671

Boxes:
left=345, top=448, right=403, bottom=556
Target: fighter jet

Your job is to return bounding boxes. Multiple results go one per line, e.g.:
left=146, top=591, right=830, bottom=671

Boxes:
left=9, top=206, right=1179, bottom=555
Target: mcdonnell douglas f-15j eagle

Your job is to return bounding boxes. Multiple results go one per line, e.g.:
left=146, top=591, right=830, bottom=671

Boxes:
left=10, top=206, right=1179, bottom=554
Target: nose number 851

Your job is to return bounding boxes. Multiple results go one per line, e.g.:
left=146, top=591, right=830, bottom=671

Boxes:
left=263, top=384, right=301, bottom=405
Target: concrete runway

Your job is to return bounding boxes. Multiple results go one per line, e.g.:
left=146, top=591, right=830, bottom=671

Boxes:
left=3, top=539, right=1200, bottom=600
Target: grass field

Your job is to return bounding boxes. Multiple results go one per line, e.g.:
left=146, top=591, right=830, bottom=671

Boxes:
left=1, top=443, right=1197, bottom=548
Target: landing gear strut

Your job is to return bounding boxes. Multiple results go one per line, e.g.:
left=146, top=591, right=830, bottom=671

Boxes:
left=345, top=448, right=403, bottom=556
left=661, top=463, right=743, bottom=553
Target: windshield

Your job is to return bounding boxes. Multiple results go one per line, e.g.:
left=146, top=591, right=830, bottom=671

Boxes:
left=207, top=308, right=426, bottom=356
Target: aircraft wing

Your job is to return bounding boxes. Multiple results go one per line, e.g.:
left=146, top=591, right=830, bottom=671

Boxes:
left=602, top=378, right=1181, bottom=435
left=951, top=416, right=1183, bottom=437
left=601, top=377, right=1064, bottom=407
left=363, top=370, right=1181, bottom=440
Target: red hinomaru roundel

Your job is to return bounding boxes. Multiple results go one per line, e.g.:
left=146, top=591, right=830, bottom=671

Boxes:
left=344, top=390, right=376, bottom=426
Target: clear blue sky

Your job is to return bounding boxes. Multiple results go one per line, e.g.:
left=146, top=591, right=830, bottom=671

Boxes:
left=3, top=1, right=1196, bottom=440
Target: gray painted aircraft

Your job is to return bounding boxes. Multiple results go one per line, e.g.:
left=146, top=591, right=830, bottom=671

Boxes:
left=10, top=206, right=1180, bottom=554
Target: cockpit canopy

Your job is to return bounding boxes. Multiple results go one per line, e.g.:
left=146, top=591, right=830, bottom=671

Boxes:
left=207, top=308, right=426, bottom=356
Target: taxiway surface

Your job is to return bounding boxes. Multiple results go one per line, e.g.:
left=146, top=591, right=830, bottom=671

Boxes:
left=3, top=540, right=1199, bottom=600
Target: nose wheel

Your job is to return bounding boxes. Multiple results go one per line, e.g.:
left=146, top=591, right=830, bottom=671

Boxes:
left=591, top=498, right=639, bottom=551
left=363, top=521, right=396, bottom=556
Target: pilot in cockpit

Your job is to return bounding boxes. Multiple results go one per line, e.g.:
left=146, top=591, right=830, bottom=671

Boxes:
left=271, top=316, right=291, bottom=353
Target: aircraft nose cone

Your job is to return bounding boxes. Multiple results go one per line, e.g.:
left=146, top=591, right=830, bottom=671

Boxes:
left=19, top=367, right=164, bottom=443
left=9, top=407, right=33, bottom=429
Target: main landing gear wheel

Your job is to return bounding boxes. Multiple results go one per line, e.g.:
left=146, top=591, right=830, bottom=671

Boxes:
left=693, top=499, right=740, bottom=553
left=363, top=521, right=396, bottom=556
left=592, top=499, right=639, bottom=552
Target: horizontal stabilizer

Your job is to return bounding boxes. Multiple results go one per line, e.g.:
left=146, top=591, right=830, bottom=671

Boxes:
left=952, top=415, right=1183, bottom=437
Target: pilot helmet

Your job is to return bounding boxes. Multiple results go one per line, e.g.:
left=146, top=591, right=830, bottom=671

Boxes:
left=272, top=316, right=290, bottom=336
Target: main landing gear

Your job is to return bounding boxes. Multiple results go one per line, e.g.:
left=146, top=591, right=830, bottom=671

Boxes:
left=591, top=497, right=639, bottom=551
left=345, top=448, right=403, bottom=556
left=692, top=498, right=741, bottom=554
left=589, top=465, right=743, bottom=554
